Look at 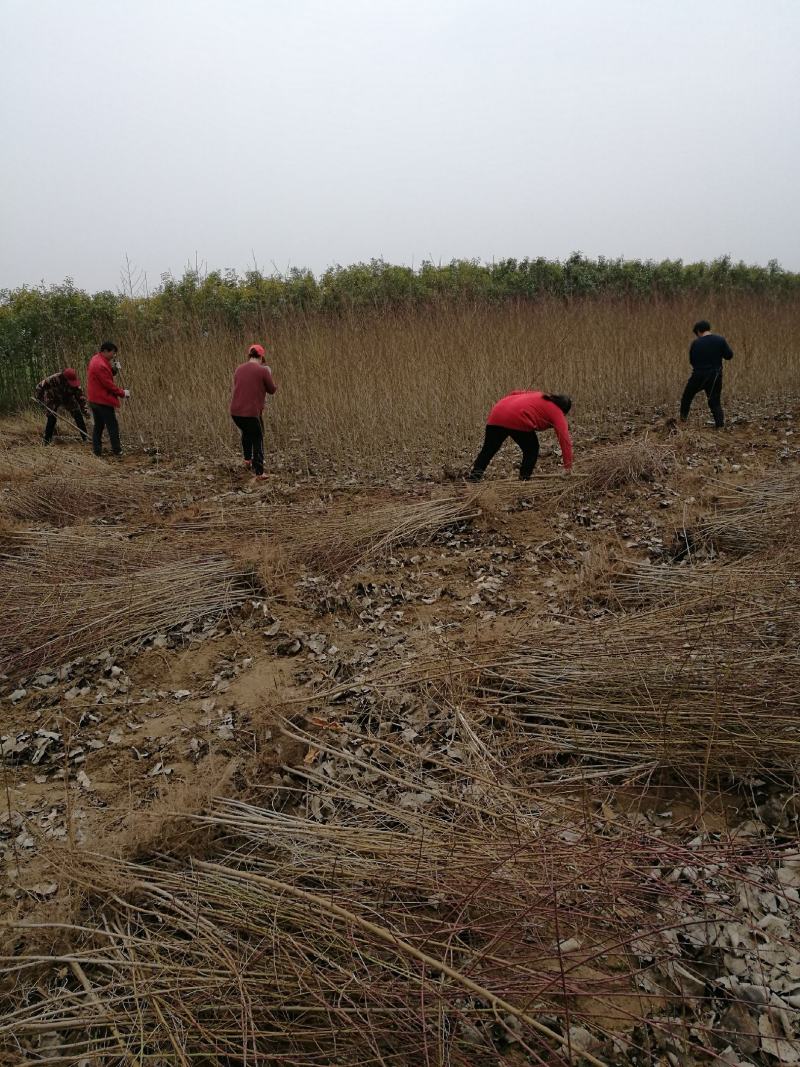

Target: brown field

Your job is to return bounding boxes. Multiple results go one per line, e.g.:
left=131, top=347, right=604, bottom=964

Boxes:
left=1, top=327, right=800, bottom=1065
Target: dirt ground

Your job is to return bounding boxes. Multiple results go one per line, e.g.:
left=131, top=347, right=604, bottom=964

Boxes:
left=1, top=401, right=799, bottom=1064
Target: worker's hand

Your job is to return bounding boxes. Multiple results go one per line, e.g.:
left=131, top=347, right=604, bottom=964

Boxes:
left=112, top=360, right=122, bottom=373
left=123, top=389, right=131, bottom=399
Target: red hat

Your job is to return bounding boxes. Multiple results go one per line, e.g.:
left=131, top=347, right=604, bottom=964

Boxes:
left=62, top=368, right=80, bottom=387
left=248, top=344, right=266, bottom=361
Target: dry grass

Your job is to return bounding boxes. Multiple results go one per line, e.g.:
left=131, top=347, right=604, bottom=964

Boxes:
left=2, top=526, right=171, bottom=575
left=608, top=554, right=797, bottom=611
left=362, top=590, right=800, bottom=781
left=573, top=438, right=675, bottom=494
left=478, top=609, right=798, bottom=779
left=287, top=492, right=482, bottom=572
left=696, top=466, right=800, bottom=555
left=0, top=513, right=20, bottom=550
left=160, top=491, right=482, bottom=575
left=47, top=294, right=800, bottom=470
left=2, top=750, right=790, bottom=1066
left=0, top=527, right=255, bottom=678
left=0, top=439, right=153, bottom=526
left=0, top=441, right=94, bottom=485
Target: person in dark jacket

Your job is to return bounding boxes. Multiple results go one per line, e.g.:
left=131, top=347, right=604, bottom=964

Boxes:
left=87, top=342, right=129, bottom=456
left=680, top=321, right=734, bottom=428
left=35, top=368, right=89, bottom=444
left=230, top=343, right=277, bottom=480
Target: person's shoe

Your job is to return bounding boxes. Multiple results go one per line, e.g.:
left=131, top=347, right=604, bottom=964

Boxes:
left=252, top=473, right=269, bottom=481
left=466, top=470, right=483, bottom=483
left=244, top=459, right=252, bottom=469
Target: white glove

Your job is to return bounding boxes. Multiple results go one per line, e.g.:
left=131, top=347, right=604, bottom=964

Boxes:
left=112, top=360, right=122, bottom=373
left=123, top=389, right=131, bottom=398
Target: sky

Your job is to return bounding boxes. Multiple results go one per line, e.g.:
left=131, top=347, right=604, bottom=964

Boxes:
left=1, top=0, right=799, bottom=293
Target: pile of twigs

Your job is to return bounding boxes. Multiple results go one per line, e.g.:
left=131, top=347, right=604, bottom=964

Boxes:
left=367, top=466, right=800, bottom=780
left=573, top=438, right=675, bottom=495
left=697, top=467, right=800, bottom=555
left=288, top=493, right=481, bottom=572
left=167, top=501, right=274, bottom=536
left=2, top=526, right=172, bottom=576
left=481, top=611, right=799, bottom=778
left=0, top=448, right=147, bottom=526
left=344, top=586, right=800, bottom=780
left=609, top=555, right=797, bottom=611
left=476, top=439, right=675, bottom=512
left=0, top=529, right=254, bottom=677
left=2, top=759, right=794, bottom=1066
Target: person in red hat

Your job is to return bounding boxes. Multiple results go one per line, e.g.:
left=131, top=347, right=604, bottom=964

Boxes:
left=87, top=342, right=129, bottom=456
left=35, top=367, right=89, bottom=444
left=229, top=343, right=277, bottom=480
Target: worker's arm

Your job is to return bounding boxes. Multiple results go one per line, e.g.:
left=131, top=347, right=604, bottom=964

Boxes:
left=73, top=386, right=89, bottom=415
left=263, top=366, right=277, bottom=395
left=97, top=361, right=126, bottom=399
left=722, top=338, right=734, bottom=361
left=551, top=409, right=573, bottom=470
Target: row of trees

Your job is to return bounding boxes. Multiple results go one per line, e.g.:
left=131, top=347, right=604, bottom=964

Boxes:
left=2, top=254, right=798, bottom=410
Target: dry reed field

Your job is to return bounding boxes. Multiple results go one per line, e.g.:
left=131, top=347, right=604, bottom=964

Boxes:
left=44, top=294, right=800, bottom=471
left=2, top=366, right=800, bottom=1064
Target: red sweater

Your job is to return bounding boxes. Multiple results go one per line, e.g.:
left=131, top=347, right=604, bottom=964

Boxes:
left=87, top=353, right=126, bottom=408
left=487, top=391, right=573, bottom=469
left=230, top=361, right=277, bottom=418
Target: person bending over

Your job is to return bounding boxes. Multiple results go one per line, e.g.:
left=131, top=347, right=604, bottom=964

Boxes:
left=87, top=342, right=129, bottom=456
left=680, top=320, right=733, bottom=428
left=230, top=343, right=277, bottom=480
left=468, top=391, right=573, bottom=481
left=35, top=367, right=89, bottom=444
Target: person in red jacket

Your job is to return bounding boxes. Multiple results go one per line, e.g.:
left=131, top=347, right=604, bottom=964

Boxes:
left=468, top=391, right=573, bottom=481
left=229, top=343, right=277, bottom=480
left=87, top=342, right=129, bottom=456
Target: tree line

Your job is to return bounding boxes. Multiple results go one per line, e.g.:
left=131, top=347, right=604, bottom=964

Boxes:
left=2, top=254, right=798, bottom=411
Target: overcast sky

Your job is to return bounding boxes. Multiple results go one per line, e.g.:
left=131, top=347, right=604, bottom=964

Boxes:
left=1, top=0, right=798, bottom=293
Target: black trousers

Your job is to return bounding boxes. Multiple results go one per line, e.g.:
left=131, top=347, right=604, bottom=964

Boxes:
left=470, top=424, right=541, bottom=481
left=680, top=369, right=724, bottom=427
left=44, top=408, right=88, bottom=443
left=232, top=415, right=265, bottom=475
left=90, top=404, right=122, bottom=456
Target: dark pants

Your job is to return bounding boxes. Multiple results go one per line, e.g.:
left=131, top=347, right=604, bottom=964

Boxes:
left=469, top=424, right=541, bottom=481
left=91, top=404, right=122, bottom=456
left=680, top=369, right=724, bottom=428
left=44, top=408, right=88, bottom=443
left=232, top=415, right=265, bottom=475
